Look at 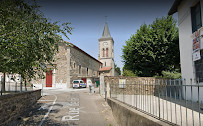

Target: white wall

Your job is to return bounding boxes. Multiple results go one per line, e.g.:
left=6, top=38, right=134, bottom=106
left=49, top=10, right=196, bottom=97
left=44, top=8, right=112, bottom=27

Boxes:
left=177, top=0, right=203, bottom=102
left=178, top=0, right=195, bottom=83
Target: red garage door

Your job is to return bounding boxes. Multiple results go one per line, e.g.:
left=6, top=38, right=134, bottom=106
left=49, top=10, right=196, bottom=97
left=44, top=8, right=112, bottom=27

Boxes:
left=82, top=78, right=86, bottom=83
left=46, top=70, right=52, bottom=87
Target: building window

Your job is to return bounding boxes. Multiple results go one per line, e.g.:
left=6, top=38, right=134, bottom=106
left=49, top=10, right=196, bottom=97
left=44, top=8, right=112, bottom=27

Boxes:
left=105, top=62, right=106, bottom=66
left=79, top=65, right=81, bottom=74
left=195, top=51, right=203, bottom=82
left=103, top=48, right=105, bottom=57
left=87, top=68, right=88, bottom=76
left=106, top=48, right=108, bottom=57
left=193, top=2, right=203, bottom=82
left=191, top=2, right=202, bottom=33
left=92, top=70, right=94, bottom=76
left=74, top=63, right=76, bottom=68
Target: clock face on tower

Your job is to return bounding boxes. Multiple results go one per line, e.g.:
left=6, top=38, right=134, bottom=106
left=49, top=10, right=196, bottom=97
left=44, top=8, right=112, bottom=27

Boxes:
left=103, top=42, right=108, bottom=46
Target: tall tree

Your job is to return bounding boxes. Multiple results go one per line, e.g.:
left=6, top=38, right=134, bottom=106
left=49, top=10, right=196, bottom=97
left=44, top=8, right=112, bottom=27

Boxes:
left=122, top=16, right=179, bottom=77
left=0, top=0, right=72, bottom=91
left=114, top=64, right=121, bottom=75
left=122, top=69, right=136, bottom=77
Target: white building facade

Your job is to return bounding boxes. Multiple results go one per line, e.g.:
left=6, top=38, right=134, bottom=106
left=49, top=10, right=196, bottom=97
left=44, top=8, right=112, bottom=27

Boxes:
left=169, top=0, right=203, bottom=102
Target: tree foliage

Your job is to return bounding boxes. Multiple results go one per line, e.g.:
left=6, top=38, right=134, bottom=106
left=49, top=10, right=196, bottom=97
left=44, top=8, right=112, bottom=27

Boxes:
left=161, top=71, right=181, bottom=79
left=114, top=64, right=121, bottom=75
left=0, top=0, right=72, bottom=80
left=122, top=69, right=136, bottom=77
left=122, top=16, right=179, bottom=77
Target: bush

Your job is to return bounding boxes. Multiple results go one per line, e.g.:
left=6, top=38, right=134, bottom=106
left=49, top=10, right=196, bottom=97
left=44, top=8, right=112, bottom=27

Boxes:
left=122, top=70, right=137, bottom=77
left=161, top=71, right=181, bottom=79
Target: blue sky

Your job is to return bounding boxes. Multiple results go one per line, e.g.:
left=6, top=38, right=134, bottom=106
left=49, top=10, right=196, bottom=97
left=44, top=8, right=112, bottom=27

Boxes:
left=37, top=0, right=177, bottom=72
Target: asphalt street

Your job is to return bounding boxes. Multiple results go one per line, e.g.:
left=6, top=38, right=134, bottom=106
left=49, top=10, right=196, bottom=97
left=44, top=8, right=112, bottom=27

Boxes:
left=14, top=88, right=117, bottom=126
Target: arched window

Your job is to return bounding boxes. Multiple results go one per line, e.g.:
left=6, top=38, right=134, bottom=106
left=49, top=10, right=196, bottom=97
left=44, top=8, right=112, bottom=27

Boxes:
left=103, top=48, right=105, bottom=57
left=106, top=48, right=108, bottom=57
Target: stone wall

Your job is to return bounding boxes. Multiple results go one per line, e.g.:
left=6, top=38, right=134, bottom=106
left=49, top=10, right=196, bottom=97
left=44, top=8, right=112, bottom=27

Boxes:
left=107, top=98, right=170, bottom=126
left=32, top=43, right=101, bottom=88
left=31, top=44, right=70, bottom=88
left=55, top=45, right=70, bottom=86
left=100, top=76, right=166, bottom=98
left=0, top=90, right=41, bottom=125
left=99, top=39, right=114, bottom=67
left=70, top=46, right=101, bottom=86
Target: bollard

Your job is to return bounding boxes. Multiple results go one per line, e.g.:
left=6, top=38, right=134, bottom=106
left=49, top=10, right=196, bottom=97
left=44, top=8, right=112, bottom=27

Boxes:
left=89, top=85, right=92, bottom=93
left=89, top=84, right=95, bottom=93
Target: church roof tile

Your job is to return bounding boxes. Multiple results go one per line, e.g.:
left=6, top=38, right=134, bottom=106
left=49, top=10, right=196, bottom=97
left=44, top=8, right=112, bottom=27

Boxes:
left=99, top=67, right=112, bottom=71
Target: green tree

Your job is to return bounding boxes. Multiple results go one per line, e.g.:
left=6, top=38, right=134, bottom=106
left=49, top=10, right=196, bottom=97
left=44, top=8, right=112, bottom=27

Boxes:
left=122, top=69, right=136, bottom=77
left=114, top=64, right=121, bottom=75
left=161, top=71, right=181, bottom=79
left=122, top=16, right=179, bottom=77
left=0, top=0, right=72, bottom=91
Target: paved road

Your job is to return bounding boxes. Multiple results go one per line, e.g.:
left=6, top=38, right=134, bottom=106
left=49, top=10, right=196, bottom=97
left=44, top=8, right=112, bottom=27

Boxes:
left=16, top=88, right=117, bottom=126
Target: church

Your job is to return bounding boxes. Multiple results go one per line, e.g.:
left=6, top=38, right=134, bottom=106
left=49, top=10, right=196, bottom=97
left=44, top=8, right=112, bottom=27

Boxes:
left=31, top=22, right=119, bottom=89
left=98, top=22, right=119, bottom=76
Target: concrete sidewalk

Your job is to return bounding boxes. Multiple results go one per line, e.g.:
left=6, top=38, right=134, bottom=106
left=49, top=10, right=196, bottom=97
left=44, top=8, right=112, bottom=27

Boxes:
left=116, top=94, right=203, bottom=126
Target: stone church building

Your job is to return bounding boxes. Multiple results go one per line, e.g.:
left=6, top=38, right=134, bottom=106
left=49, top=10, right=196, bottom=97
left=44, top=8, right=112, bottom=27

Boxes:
left=99, top=22, right=119, bottom=76
left=32, top=22, right=118, bottom=89
left=33, top=42, right=102, bottom=88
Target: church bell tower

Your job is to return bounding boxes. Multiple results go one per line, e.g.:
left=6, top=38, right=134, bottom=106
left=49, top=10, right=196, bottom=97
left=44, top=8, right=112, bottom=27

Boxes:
left=98, top=22, right=115, bottom=76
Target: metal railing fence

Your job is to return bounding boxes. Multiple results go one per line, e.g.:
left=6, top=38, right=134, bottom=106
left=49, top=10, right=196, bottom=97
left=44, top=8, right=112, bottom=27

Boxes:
left=0, top=80, right=33, bottom=95
left=109, top=78, right=203, bottom=126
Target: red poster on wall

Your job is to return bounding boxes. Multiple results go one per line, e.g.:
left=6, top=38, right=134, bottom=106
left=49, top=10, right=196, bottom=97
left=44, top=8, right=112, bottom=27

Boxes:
left=192, top=31, right=201, bottom=61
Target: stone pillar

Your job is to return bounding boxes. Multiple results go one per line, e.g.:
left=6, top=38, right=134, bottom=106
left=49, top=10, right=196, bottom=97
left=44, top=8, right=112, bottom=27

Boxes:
left=100, top=75, right=104, bottom=97
left=107, top=81, right=110, bottom=98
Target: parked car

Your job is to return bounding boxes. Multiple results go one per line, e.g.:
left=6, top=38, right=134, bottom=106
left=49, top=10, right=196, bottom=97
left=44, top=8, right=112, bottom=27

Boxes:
left=72, top=80, right=86, bottom=88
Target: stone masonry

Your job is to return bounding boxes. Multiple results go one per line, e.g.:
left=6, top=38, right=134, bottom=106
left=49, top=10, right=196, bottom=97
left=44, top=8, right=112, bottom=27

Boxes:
left=33, top=42, right=102, bottom=88
left=54, top=44, right=70, bottom=87
left=69, top=45, right=101, bottom=84
left=101, top=76, right=167, bottom=98
left=0, top=90, right=41, bottom=126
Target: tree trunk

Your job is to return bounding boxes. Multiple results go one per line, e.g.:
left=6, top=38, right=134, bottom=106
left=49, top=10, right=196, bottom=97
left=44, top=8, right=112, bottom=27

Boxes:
left=2, top=73, right=6, bottom=93
left=20, top=75, right=22, bottom=92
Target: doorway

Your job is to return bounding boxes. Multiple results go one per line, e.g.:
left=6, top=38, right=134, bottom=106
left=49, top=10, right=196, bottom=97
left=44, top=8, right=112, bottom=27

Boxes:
left=46, top=70, right=52, bottom=87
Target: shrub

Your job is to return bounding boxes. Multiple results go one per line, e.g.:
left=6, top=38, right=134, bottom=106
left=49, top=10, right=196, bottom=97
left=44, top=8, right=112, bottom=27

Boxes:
left=162, top=71, right=181, bottom=79
left=122, top=70, right=137, bottom=77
